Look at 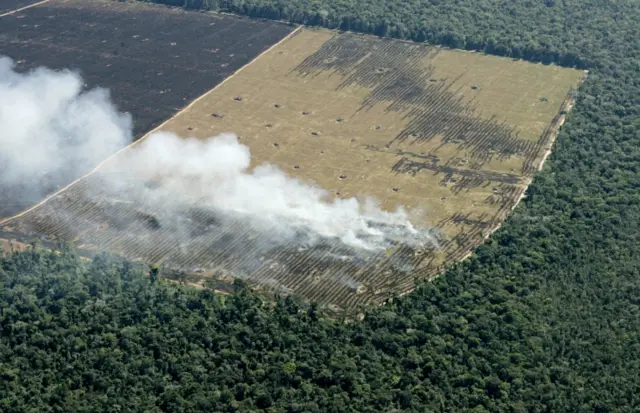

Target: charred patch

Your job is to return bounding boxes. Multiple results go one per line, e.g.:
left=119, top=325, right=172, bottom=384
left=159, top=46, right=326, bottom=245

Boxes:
left=292, top=33, right=538, bottom=169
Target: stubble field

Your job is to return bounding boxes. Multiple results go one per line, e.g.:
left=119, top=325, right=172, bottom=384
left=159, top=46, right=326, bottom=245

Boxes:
left=2, top=25, right=584, bottom=311
left=0, top=0, right=293, bottom=217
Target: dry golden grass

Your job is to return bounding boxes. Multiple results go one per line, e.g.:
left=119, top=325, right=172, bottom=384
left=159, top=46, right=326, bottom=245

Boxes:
left=157, top=27, right=583, bottom=239
left=3, top=27, right=585, bottom=310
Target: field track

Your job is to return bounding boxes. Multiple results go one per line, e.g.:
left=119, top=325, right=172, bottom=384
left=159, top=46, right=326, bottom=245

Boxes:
left=0, top=0, right=48, bottom=16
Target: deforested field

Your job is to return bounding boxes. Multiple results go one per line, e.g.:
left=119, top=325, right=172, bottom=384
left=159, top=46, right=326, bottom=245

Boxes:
left=2, top=26, right=584, bottom=311
left=0, top=0, right=294, bottom=218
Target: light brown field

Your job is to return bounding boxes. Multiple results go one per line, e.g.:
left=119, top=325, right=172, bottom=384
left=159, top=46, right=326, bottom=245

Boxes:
left=157, top=27, right=583, bottom=248
left=2, top=27, right=585, bottom=310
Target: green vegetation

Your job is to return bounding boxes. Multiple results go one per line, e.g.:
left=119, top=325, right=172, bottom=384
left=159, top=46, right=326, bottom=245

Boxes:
left=2, top=247, right=635, bottom=413
left=2, top=0, right=640, bottom=411
left=150, top=0, right=631, bottom=67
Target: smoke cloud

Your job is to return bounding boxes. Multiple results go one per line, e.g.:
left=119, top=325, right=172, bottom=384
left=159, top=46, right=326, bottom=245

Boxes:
left=106, top=131, right=431, bottom=251
left=0, top=56, right=132, bottom=195
left=1, top=55, right=434, bottom=254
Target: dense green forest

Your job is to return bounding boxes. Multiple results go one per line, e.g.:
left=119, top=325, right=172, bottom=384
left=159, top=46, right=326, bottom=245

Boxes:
left=2, top=0, right=640, bottom=411
left=150, top=0, right=636, bottom=68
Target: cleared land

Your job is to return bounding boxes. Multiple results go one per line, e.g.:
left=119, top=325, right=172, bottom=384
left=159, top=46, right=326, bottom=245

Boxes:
left=2, top=27, right=584, bottom=311
left=0, top=0, right=293, bottom=218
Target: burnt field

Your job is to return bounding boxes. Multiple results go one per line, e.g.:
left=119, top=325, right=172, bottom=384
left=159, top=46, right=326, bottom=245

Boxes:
left=0, top=0, right=293, bottom=218
left=1, top=27, right=584, bottom=311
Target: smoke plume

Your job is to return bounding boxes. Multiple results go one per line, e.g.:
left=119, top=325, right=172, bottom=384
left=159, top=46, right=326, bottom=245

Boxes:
left=0, top=56, right=131, bottom=194
left=105, top=131, right=431, bottom=251
left=1, top=55, right=433, bottom=253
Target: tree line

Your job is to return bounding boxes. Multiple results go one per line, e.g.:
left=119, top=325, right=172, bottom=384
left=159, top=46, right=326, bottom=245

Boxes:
left=144, top=0, right=617, bottom=68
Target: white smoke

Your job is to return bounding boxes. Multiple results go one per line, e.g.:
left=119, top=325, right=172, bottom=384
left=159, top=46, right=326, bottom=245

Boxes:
left=1, top=55, right=433, bottom=252
left=107, top=131, right=429, bottom=250
left=0, top=56, right=131, bottom=191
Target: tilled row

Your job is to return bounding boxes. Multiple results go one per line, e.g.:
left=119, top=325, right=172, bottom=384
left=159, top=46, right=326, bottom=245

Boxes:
left=2, top=170, right=525, bottom=310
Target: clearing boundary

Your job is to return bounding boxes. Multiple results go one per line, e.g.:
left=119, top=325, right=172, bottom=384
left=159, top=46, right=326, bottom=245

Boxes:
left=1, top=25, right=583, bottom=311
